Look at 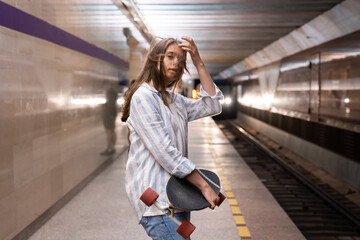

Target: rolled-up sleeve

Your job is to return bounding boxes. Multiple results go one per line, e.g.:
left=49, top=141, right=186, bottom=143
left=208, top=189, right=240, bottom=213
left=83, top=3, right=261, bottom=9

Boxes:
left=182, top=83, right=224, bottom=121
left=129, top=92, right=195, bottom=178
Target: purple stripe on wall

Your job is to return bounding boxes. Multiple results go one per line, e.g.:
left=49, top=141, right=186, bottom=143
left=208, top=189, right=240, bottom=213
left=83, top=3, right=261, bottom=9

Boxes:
left=0, top=1, right=128, bottom=68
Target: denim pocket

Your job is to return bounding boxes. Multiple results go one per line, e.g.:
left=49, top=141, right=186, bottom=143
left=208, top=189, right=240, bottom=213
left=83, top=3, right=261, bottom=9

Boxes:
left=140, top=214, right=191, bottom=240
left=139, top=216, right=149, bottom=227
left=140, top=216, right=170, bottom=240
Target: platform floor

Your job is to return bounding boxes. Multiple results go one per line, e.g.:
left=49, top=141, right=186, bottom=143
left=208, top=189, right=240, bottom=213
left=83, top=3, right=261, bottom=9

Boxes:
left=28, top=117, right=305, bottom=240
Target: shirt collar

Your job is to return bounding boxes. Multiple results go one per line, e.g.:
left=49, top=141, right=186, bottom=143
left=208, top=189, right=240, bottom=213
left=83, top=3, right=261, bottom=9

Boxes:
left=142, top=82, right=177, bottom=98
left=142, top=82, right=158, bottom=93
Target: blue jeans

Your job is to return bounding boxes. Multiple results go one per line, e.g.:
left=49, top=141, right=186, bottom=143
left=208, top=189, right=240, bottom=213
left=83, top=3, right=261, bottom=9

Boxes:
left=140, top=212, right=191, bottom=240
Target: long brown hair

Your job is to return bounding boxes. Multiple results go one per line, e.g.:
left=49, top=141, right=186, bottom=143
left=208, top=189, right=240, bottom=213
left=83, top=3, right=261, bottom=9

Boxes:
left=121, top=38, right=188, bottom=122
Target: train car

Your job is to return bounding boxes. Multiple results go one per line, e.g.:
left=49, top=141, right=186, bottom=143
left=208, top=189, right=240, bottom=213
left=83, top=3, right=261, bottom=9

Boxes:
left=235, top=30, right=360, bottom=162
left=193, top=78, right=237, bottom=119
left=236, top=31, right=360, bottom=129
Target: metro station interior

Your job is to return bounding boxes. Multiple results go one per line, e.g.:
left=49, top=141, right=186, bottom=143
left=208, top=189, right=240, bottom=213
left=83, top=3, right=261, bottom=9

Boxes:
left=1, top=0, right=360, bottom=239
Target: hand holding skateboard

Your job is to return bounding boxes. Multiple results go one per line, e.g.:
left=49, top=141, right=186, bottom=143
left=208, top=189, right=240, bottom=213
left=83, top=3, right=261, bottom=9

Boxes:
left=140, top=169, right=226, bottom=239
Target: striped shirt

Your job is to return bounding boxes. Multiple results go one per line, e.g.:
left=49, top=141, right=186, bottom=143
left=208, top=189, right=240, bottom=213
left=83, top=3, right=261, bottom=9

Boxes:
left=125, top=82, right=223, bottom=221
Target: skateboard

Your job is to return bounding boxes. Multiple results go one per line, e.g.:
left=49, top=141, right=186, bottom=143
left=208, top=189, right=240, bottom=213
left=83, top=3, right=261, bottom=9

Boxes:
left=140, top=169, right=226, bottom=239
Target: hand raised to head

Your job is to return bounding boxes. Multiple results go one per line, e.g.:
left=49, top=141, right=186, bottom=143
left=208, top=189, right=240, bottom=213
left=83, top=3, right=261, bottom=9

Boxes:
left=179, top=36, right=202, bottom=67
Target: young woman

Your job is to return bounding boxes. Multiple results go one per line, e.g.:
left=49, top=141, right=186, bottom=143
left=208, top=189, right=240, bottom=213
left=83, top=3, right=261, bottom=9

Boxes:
left=121, top=36, right=224, bottom=239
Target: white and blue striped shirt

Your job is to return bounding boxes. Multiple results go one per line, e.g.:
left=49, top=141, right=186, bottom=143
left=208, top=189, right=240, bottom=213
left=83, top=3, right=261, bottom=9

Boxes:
left=125, top=82, right=223, bottom=221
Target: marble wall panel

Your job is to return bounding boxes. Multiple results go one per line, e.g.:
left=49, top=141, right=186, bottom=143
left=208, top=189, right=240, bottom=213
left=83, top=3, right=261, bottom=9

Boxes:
left=15, top=171, right=53, bottom=234
left=0, top=27, right=18, bottom=55
left=0, top=146, right=14, bottom=199
left=50, top=166, right=64, bottom=204
left=0, top=5, right=128, bottom=238
left=13, top=141, right=34, bottom=189
left=0, top=193, right=17, bottom=240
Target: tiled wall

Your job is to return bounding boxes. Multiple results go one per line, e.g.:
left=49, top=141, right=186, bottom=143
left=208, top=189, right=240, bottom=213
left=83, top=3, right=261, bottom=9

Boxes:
left=0, top=2, right=128, bottom=240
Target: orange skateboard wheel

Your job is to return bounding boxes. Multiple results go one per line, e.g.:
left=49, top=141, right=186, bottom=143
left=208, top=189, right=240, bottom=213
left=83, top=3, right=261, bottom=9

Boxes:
left=176, top=219, right=196, bottom=239
left=140, top=187, right=159, bottom=207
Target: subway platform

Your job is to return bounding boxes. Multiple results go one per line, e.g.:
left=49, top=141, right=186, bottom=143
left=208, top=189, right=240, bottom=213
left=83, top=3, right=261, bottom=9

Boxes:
left=28, top=117, right=305, bottom=240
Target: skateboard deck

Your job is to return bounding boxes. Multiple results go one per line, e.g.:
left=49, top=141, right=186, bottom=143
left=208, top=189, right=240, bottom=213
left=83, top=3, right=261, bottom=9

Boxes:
left=139, top=169, right=226, bottom=239
left=166, top=169, right=221, bottom=211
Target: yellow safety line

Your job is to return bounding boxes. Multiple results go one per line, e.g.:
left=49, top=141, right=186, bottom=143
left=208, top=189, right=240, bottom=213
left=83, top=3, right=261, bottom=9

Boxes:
left=204, top=122, right=252, bottom=240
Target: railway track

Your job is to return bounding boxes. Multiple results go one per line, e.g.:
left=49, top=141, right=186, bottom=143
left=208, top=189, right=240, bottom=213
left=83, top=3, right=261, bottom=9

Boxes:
left=216, top=120, right=360, bottom=240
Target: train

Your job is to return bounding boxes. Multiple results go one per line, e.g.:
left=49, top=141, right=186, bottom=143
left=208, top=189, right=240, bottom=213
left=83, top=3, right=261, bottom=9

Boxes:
left=192, top=78, right=237, bottom=119
left=236, top=30, right=360, bottom=130
left=233, top=30, right=360, bottom=162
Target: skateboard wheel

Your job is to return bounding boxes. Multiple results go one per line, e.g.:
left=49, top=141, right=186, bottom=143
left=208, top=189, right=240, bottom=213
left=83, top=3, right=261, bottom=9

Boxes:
left=216, top=192, right=226, bottom=207
left=176, top=219, right=196, bottom=239
left=140, top=187, right=159, bottom=207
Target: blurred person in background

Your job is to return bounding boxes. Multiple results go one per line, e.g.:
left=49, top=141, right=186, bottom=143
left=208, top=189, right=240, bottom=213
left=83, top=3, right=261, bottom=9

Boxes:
left=100, top=80, right=118, bottom=156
